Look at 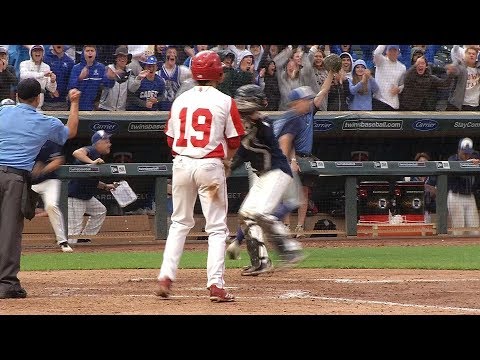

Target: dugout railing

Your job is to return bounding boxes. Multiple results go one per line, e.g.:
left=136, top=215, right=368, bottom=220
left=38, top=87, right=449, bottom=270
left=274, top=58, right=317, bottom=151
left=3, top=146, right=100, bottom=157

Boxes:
left=56, top=160, right=480, bottom=239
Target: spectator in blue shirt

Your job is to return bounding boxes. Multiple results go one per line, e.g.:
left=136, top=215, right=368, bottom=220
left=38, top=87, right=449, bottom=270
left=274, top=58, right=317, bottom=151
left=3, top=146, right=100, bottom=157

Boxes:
left=43, top=45, right=75, bottom=111
left=68, top=45, right=115, bottom=110
left=126, top=55, right=166, bottom=111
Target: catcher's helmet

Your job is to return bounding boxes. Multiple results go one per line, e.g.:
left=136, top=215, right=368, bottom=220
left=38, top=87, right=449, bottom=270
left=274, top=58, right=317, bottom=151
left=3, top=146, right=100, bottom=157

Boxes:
left=191, top=50, right=223, bottom=81
left=234, top=84, right=267, bottom=112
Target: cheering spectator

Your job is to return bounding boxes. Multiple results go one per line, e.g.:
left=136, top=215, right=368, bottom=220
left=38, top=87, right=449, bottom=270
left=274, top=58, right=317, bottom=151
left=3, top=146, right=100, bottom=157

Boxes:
left=400, top=56, right=454, bottom=111
left=156, top=46, right=191, bottom=110
left=410, top=47, right=426, bottom=66
left=0, top=46, right=17, bottom=103
left=348, top=59, right=379, bottom=110
left=231, top=50, right=257, bottom=95
left=68, top=45, right=115, bottom=111
left=216, top=49, right=236, bottom=97
left=274, top=46, right=310, bottom=110
left=446, top=45, right=480, bottom=111
left=339, top=52, right=354, bottom=80
left=303, top=45, right=329, bottom=111
left=19, top=45, right=57, bottom=111
left=372, top=45, right=406, bottom=110
left=127, top=55, right=166, bottom=111
left=98, top=46, right=132, bottom=111
left=248, top=45, right=265, bottom=72
left=259, top=59, right=281, bottom=110
left=42, top=45, right=75, bottom=111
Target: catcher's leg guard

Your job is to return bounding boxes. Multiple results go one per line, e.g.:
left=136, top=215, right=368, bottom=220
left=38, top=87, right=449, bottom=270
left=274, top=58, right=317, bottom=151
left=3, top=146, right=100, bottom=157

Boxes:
left=243, top=219, right=268, bottom=268
left=240, top=219, right=272, bottom=276
left=255, top=214, right=303, bottom=256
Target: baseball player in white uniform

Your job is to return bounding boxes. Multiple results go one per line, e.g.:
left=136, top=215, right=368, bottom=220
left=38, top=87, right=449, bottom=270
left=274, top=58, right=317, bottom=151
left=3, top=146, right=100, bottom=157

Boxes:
left=31, top=140, right=73, bottom=252
left=155, top=50, right=245, bottom=302
left=447, top=137, right=480, bottom=235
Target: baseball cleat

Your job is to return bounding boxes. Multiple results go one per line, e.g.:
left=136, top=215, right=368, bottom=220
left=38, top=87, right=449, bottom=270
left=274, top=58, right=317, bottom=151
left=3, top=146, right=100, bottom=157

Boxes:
left=154, top=278, right=173, bottom=298
left=59, top=242, right=73, bottom=253
left=241, top=259, right=273, bottom=276
left=209, top=285, right=235, bottom=302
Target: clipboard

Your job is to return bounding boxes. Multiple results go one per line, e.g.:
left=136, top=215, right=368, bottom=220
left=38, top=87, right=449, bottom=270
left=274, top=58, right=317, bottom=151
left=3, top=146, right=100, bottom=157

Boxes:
left=110, top=180, right=138, bottom=207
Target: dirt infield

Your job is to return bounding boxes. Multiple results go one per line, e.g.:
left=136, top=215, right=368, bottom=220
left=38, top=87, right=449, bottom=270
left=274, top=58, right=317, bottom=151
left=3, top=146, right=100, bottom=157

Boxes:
left=2, top=237, right=480, bottom=315
left=3, top=268, right=480, bottom=315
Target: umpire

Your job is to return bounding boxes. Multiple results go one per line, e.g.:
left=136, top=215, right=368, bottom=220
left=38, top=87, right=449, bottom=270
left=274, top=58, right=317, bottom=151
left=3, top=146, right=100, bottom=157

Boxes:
left=0, top=78, right=80, bottom=299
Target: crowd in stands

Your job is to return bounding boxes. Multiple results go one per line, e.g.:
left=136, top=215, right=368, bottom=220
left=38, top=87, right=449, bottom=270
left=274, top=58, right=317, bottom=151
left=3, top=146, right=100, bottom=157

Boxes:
left=1, top=44, right=480, bottom=112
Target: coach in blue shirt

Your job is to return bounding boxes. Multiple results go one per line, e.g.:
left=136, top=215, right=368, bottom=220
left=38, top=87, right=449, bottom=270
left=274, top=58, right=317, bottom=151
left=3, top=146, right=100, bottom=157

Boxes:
left=275, top=72, right=334, bottom=237
left=0, top=78, right=80, bottom=299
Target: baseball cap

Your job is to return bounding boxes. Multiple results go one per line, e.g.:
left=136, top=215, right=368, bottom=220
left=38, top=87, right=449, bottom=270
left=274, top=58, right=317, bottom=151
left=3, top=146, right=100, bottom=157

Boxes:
left=0, top=46, right=7, bottom=54
left=17, top=78, right=42, bottom=100
left=411, top=47, right=425, bottom=56
left=31, top=45, right=44, bottom=51
left=113, top=46, right=129, bottom=57
left=142, top=55, right=159, bottom=65
left=386, top=45, right=400, bottom=51
left=288, top=86, right=316, bottom=102
left=0, top=98, right=15, bottom=106
left=91, top=130, right=112, bottom=145
left=459, top=137, right=474, bottom=154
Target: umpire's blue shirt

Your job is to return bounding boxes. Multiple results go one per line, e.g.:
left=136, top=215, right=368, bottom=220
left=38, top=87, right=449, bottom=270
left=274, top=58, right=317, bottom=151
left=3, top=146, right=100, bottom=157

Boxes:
left=0, top=103, right=69, bottom=171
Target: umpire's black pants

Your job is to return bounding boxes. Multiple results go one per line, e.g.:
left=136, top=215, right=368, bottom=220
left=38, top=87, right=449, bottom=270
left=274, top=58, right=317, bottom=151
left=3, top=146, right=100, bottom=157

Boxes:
left=0, top=170, right=25, bottom=292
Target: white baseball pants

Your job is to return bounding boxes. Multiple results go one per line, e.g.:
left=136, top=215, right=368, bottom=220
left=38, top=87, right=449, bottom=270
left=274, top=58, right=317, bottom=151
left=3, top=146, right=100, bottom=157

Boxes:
left=447, top=191, right=480, bottom=236
left=67, top=196, right=107, bottom=236
left=159, top=156, right=229, bottom=289
left=31, top=179, right=67, bottom=244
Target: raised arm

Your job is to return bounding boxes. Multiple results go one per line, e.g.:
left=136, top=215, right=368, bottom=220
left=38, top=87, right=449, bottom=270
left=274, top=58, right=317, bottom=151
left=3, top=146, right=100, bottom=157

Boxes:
left=313, top=70, right=335, bottom=108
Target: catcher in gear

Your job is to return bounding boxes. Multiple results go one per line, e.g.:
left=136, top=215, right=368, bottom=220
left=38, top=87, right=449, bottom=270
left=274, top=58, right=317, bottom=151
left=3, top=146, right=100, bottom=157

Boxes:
left=228, top=84, right=304, bottom=276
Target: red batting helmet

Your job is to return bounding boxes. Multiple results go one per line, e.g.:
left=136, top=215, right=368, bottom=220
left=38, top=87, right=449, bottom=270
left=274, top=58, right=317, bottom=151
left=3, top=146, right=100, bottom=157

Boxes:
left=191, top=50, right=223, bottom=81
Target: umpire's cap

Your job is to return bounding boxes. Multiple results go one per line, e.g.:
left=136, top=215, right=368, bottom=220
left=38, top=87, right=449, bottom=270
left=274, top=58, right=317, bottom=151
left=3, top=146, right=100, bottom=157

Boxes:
left=17, top=78, right=41, bottom=100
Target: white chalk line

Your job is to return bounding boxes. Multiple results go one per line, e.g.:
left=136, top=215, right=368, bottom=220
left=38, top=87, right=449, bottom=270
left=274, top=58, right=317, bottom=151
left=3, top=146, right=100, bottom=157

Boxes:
left=313, top=278, right=480, bottom=284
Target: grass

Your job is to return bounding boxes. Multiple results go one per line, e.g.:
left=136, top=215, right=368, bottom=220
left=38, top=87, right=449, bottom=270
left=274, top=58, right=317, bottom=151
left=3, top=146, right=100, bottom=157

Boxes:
left=20, top=245, right=480, bottom=271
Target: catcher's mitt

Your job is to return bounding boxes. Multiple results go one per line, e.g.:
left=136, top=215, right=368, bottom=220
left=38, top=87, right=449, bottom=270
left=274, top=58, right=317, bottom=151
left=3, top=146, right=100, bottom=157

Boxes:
left=323, top=53, right=342, bottom=73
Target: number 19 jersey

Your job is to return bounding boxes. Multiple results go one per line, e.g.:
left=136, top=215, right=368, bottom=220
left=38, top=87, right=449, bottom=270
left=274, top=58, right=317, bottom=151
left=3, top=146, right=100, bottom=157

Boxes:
left=165, top=86, right=245, bottom=159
